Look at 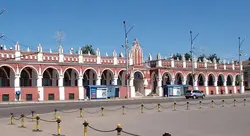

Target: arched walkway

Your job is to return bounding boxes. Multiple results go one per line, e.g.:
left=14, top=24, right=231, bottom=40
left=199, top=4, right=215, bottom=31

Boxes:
left=83, top=69, right=97, bottom=86
left=217, top=74, right=224, bottom=86
left=101, top=69, right=114, bottom=85
left=117, top=70, right=126, bottom=86
left=235, top=75, right=240, bottom=86
left=0, top=66, right=15, bottom=87
left=151, top=72, right=157, bottom=94
left=198, top=74, right=205, bottom=86
left=227, top=75, right=233, bottom=86
left=162, top=72, right=171, bottom=85
left=186, top=73, right=193, bottom=86
left=42, top=68, right=59, bottom=86
left=134, top=71, right=144, bottom=93
left=63, top=68, right=79, bottom=86
left=20, top=67, right=38, bottom=87
left=175, top=73, right=183, bottom=85
left=208, top=74, right=215, bottom=86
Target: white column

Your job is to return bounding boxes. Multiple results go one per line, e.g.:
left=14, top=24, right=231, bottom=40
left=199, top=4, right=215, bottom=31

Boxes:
left=113, top=77, right=118, bottom=85
left=130, top=77, right=135, bottom=97
left=240, top=74, right=245, bottom=93
left=223, top=80, right=228, bottom=94
left=193, top=76, right=198, bottom=90
left=232, top=80, right=237, bottom=94
left=204, top=77, right=209, bottom=95
left=214, top=80, right=219, bottom=95
left=58, top=76, right=65, bottom=100
left=171, top=78, right=175, bottom=85
left=14, top=75, right=21, bottom=101
left=182, top=77, right=187, bottom=85
left=78, top=76, right=84, bottom=100
left=156, top=77, right=163, bottom=96
left=96, top=76, right=101, bottom=85
left=37, top=75, right=44, bottom=101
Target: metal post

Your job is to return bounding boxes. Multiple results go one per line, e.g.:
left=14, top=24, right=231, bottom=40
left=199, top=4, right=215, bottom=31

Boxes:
left=123, top=21, right=135, bottom=99
left=238, top=37, right=245, bottom=94
left=190, top=31, right=199, bottom=90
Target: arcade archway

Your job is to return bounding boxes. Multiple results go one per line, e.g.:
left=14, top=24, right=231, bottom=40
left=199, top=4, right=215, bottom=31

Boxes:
left=134, top=71, right=144, bottom=93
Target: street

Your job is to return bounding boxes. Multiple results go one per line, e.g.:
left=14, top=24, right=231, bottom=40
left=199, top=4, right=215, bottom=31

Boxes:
left=0, top=94, right=249, bottom=119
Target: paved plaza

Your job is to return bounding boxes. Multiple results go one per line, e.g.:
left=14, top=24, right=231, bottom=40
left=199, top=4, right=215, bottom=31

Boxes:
left=1, top=98, right=250, bottom=136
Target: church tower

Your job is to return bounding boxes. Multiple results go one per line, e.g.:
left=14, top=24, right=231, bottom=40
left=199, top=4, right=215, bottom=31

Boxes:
left=130, top=39, right=143, bottom=66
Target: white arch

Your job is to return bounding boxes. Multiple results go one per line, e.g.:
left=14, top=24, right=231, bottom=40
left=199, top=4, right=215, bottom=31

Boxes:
left=197, top=73, right=206, bottom=80
left=21, top=68, right=31, bottom=78
left=0, top=64, right=16, bottom=73
left=117, top=68, right=126, bottom=75
left=162, top=71, right=172, bottom=79
left=217, top=74, right=225, bottom=82
left=207, top=73, right=216, bottom=81
left=101, top=68, right=115, bottom=76
left=0, top=67, right=9, bottom=78
left=132, top=70, right=145, bottom=78
left=63, top=67, right=80, bottom=76
left=82, top=67, right=98, bottom=76
left=174, top=72, right=184, bottom=80
left=42, top=66, right=60, bottom=75
left=20, top=65, right=39, bottom=76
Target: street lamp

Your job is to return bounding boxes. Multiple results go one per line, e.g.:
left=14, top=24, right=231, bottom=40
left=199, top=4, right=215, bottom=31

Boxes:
left=238, top=37, right=245, bottom=93
left=123, top=21, right=135, bottom=99
left=190, top=31, right=199, bottom=90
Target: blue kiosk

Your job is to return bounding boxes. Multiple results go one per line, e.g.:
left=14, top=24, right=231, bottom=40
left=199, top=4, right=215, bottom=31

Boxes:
left=85, top=85, right=120, bottom=100
left=162, top=85, right=190, bottom=97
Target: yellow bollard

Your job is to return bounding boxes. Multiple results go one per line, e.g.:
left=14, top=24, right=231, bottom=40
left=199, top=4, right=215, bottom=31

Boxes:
left=80, top=108, right=83, bottom=118
left=186, top=102, right=189, bottom=110
left=173, top=102, right=176, bottom=111
left=163, top=132, right=172, bottom=136
left=244, top=99, right=246, bottom=106
left=222, top=100, right=225, bottom=107
left=141, top=103, right=144, bottom=113
left=101, top=106, right=104, bottom=116
left=157, top=104, right=161, bottom=112
left=122, top=105, right=125, bottom=115
left=234, top=99, right=236, bottom=107
left=31, top=111, right=35, bottom=121
left=33, top=114, right=42, bottom=132
left=116, top=124, right=122, bottom=136
left=56, top=117, right=61, bottom=135
left=83, top=120, right=88, bottom=136
left=211, top=100, right=214, bottom=108
left=54, top=109, right=58, bottom=120
left=20, top=113, right=25, bottom=128
left=10, top=113, right=14, bottom=125
left=199, top=101, right=202, bottom=109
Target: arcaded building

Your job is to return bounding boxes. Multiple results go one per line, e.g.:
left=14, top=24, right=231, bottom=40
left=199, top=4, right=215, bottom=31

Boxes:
left=0, top=39, right=243, bottom=101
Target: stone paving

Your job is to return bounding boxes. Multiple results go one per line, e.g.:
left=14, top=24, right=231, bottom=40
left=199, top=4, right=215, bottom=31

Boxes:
left=1, top=98, right=250, bottom=136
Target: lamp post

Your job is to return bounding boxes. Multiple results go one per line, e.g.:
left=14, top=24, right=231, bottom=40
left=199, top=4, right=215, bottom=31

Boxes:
left=190, top=31, right=199, bottom=90
left=123, top=21, right=135, bottom=99
left=238, top=37, right=245, bottom=93
left=0, top=8, right=6, bottom=16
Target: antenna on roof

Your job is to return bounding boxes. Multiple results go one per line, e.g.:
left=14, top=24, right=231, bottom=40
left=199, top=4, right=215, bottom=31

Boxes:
left=54, top=29, right=65, bottom=47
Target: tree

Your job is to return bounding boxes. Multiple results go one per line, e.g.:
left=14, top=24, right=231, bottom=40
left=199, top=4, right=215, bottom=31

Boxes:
left=249, top=57, right=250, bottom=61
left=207, top=54, right=220, bottom=63
left=172, top=53, right=182, bottom=60
left=198, top=54, right=206, bottom=61
left=184, top=53, right=191, bottom=60
left=80, top=45, right=96, bottom=55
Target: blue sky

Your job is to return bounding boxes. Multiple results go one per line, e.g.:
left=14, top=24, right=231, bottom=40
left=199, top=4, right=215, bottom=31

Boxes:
left=0, top=0, right=250, bottom=61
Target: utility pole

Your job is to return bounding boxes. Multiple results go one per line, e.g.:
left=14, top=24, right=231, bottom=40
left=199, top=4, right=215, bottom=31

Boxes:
left=123, top=21, right=135, bottom=99
left=190, top=31, right=199, bottom=90
left=238, top=37, right=245, bottom=93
